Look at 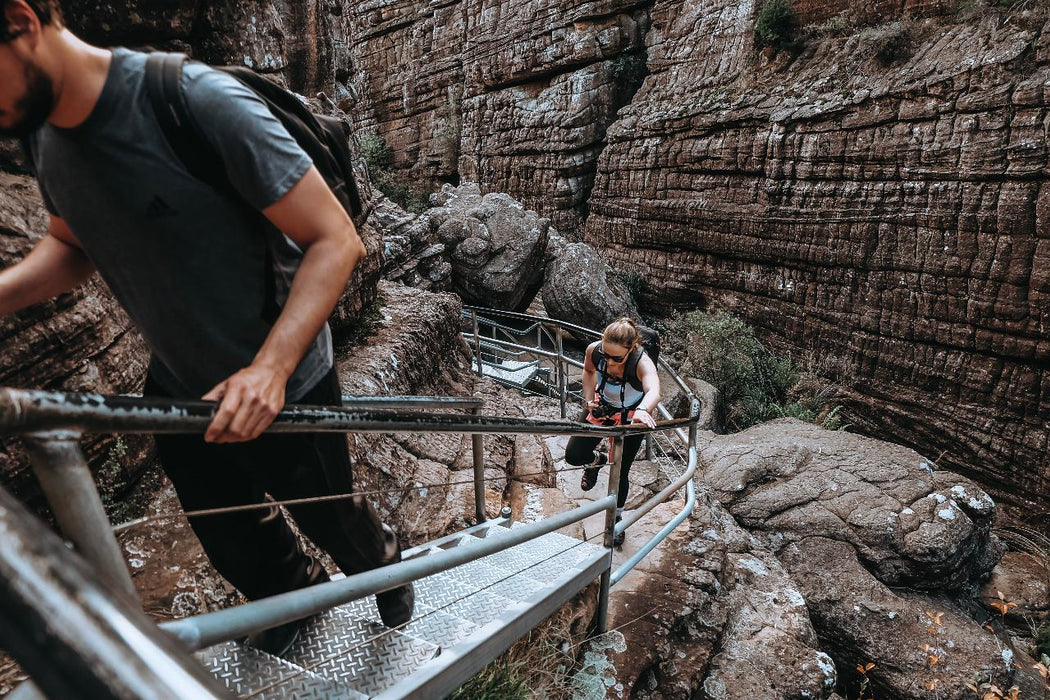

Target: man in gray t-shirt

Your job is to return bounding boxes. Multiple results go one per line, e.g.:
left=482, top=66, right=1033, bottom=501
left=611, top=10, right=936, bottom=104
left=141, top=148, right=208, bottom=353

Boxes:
left=0, top=0, right=412, bottom=656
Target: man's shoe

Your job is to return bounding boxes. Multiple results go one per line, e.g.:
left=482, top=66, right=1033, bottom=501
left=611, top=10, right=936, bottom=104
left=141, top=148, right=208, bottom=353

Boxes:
left=246, top=618, right=305, bottom=658
left=613, top=514, right=625, bottom=548
left=377, top=581, right=415, bottom=627
left=376, top=524, right=415, bottom=627
left=246, top=558, right=329, bottom=657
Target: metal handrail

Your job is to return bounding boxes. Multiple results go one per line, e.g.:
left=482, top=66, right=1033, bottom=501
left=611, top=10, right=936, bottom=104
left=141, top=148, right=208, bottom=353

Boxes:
left=465, top=308, right=703, bottom=594
left=0, top=482, right=231, bottom=699
left=0, top=387, right=688, bottom=438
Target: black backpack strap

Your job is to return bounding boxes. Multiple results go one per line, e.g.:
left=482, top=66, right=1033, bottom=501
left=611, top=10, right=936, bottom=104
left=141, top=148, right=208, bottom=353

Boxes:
left=144, top=53, right=229, bottom=193
left=624, top=346, right=645, bottom=393
left=144, top=52, right=280, bottom=324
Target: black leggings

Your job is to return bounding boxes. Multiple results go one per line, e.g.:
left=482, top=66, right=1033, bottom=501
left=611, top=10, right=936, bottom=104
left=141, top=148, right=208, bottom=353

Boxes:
left=564, top=433, right=644, bottom=508
left=146, top=368, right=396, bottom=601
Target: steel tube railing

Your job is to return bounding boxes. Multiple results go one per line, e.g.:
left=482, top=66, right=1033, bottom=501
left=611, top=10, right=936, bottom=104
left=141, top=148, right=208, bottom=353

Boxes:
left=471, top=405, right=486, bottom=523
left=612, top=478, right=696, bottom=585
left=0, top=483, right=231, bottom=699
left=595, top=437, right=624, bottom=634
left=0, top=387, right=689, bottom=438
left=556, top=327, right=567, bottom=418
left=611, top=425, right=698, bottom=585
left=22, top=430, right=138, bottom=599
left=614, top=444, right=697, bottom=535
left=462, top=307, right=601, bottom=341
left=161, top=496, right=616, bottom=651
left=472, top=310, right=483, bottom=377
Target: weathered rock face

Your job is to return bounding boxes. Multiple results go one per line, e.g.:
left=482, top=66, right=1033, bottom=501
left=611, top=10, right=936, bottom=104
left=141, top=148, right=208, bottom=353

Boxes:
left=583, top=3, right=1050, bottom=514
left=781, top=537, right=1046, bottom=699
left=573, top=493, right=836, bottom=699
left=540, top=236, right=637, bottom=332
left=695, top=419, right=1050, bottom=699
left=702, top=419, right=1003, bottom=589
left=0, top=174, right=151, bottom=513
left=426, top=183, right=551, bottom=309
left=63, top=0, right=353, bottom=98
left=345, top=0, right=650, bottom=236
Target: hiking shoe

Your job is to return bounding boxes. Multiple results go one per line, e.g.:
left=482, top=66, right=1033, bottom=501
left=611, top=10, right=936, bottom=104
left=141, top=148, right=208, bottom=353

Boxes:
left=613, top=514, right=625, bottom=548
left=376, top=524, right=415, bottom=627
left=580, top=451, right=608, bottom=492
left=246, top=558, right=329, bottom=657
left=246, top=618, right=306, bottom=658
left=378, top=582, right=415, bottom=627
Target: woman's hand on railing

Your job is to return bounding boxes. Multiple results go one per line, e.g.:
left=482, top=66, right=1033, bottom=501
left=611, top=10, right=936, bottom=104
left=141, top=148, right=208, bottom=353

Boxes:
left=631, top=408, right=657, bottom=429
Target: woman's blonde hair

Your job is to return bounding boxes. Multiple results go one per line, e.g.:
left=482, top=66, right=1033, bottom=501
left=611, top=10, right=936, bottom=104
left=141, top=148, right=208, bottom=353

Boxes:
left=602, top=317, right=641, bottom=350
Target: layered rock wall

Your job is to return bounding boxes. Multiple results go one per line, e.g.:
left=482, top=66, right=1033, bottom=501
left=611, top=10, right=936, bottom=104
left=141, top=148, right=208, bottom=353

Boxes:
left=584, top=4, right=1050, bottom=512
left=346, top=0, right=650, bottom=235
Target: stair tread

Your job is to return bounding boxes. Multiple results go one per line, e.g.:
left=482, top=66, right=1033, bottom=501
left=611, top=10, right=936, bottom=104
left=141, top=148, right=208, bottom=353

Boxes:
left=281, top=608, right=439, bottom=696
left=197, top=641, right=367, bottom=699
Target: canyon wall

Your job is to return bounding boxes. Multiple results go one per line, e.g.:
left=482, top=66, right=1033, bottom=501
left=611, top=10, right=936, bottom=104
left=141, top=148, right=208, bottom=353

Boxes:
left=583, top=2, right=1050, bottom=513
left=345, top=0, right=650, bottom=235
left=346, top=0, right=1048, bottom=514
left=3, top=0, right=1045, bottom=515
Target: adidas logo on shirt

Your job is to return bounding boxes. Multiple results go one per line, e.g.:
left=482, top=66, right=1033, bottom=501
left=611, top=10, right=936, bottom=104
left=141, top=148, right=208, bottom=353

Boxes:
left=146, top=195, right=176, bottom=218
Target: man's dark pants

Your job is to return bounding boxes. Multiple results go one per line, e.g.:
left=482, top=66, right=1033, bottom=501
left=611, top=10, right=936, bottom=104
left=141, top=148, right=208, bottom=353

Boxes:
left=145, top=368, right=395, bottom=600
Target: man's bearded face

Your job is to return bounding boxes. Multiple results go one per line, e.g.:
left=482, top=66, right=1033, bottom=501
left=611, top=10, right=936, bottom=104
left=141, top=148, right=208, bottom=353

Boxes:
left=0, top=55, right=55, bottom=138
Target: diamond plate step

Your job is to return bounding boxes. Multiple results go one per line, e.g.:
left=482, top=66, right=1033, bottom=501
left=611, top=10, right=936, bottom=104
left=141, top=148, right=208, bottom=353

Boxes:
left=282, top=607, right=439, bottom=696
left=198, top=641, right=366, bottom=699
left=467, top=527, right=605, bottom=584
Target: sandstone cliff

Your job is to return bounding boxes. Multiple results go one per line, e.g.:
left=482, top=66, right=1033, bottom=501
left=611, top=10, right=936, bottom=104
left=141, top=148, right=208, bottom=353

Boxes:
left=583, top=3, right=1050, bottom=515
left=346, top=0, right=1050, bottom=516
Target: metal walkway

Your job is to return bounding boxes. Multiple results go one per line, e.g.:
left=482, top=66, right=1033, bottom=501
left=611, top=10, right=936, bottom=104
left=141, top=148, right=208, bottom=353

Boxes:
left=197, top=520, right=604, bottom=699
left=0, top=308, right=698, bottom=700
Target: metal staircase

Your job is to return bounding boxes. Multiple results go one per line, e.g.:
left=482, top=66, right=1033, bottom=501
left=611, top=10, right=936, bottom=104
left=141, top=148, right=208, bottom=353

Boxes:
left=0, top=308, right=698, bottom=700
left=196, top=520, right=606, bottom=699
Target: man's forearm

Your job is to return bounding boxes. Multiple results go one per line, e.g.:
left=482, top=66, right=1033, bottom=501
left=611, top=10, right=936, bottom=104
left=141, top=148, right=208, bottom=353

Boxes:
left=252, top=227, right=363, bottom=379
left=0, top=235, right=95, bottom=316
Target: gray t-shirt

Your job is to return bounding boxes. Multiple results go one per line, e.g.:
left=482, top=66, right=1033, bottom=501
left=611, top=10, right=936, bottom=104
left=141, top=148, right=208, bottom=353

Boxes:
left=28, top=48, right=333, bottom=401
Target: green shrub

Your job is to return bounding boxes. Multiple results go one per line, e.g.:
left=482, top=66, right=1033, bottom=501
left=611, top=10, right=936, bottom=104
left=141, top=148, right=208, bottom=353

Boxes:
left=615, top=270, right=645, bottom=305
left=357, top=131, right=431, bottom=214
left=670, top=310, right=839, bottom=432
left=1037, top=624, right=1050, bottom=660
left=756, top=0, right=799, bottom=50
left=448, top=660, right=530, bottom=700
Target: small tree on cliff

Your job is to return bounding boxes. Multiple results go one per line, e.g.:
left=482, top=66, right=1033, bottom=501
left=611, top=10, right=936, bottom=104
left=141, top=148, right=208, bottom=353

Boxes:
left=755, top=0, right=799, bottom=50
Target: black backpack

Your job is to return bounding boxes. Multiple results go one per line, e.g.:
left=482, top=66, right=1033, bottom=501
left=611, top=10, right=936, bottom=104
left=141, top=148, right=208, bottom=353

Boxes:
left=143, top=52, right=372, bottom=229
left=592, top=325, right=661, bottom=393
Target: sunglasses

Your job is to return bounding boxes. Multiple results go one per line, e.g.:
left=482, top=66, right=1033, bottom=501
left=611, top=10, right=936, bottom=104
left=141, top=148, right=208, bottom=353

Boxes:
left=601, top=345, right=627, bottom=363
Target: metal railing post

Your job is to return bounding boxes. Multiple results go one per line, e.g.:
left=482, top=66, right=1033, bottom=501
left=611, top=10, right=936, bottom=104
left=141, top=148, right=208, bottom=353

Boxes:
left=472, top=405, right=486, bottom=523
left=596, top=436, right=623, bottom=633
left=556, top=327, right=567, bottom=418
left=471, top=309, right=483, bottom=376
left=0, top=482, right=231, bottom=699
left=22, top=431, right=137, bottom=600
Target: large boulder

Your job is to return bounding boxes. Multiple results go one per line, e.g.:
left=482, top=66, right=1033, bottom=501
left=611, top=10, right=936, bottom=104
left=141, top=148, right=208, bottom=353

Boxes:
left=540, top=237, right=637, bottom=332
left=426, top=183, right=550, bottom=310
left=375, top=197, right=451, bottom=293
left=578, top=493, right=837, bottom=698
left=701, top=419, right=1004, bottom=589
left=781, top=537, right=1046, bottom=700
